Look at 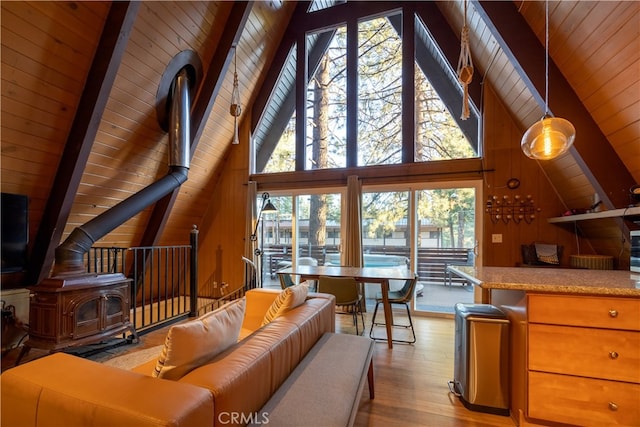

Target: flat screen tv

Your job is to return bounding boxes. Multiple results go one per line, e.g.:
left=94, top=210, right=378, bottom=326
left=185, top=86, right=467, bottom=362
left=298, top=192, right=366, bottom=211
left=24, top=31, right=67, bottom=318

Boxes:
left=1, top=193, right=29, bottom=273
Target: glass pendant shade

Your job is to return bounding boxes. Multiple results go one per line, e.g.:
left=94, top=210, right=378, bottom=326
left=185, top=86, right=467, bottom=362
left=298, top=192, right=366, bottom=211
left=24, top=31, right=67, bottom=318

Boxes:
left=521, top=115, right=575, bottom=160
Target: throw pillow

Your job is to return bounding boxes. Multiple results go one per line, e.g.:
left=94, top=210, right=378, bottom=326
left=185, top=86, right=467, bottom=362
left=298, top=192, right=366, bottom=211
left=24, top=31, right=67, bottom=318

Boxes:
left=535, top=243, right=560, bottom=265
left=261, top=283, right=309, bottom=326
left=152, top=297, right=246, bottom=380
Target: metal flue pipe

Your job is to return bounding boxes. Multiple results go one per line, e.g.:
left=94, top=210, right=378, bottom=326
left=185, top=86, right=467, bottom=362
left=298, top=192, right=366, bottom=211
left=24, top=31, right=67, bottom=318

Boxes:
left=53, top=67, right=192, bottom=276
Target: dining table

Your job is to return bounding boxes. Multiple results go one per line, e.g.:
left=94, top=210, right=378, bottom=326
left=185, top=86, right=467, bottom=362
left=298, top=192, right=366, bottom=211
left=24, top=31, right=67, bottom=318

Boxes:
left=278, top=265, right=416, bottom=349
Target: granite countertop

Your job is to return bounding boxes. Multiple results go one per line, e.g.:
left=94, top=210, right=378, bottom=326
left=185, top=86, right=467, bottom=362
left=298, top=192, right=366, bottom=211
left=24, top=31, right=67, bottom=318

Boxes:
left=449, top=266, right=640, bottom=297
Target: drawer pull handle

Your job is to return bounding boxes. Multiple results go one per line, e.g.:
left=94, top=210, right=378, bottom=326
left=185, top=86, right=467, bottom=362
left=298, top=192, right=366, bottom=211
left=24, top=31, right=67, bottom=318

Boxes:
left=609, top=351, right=619, bottom=359
left=608, top=402, right=618, bottom=411
left=608, top=309, right=618, bottom=318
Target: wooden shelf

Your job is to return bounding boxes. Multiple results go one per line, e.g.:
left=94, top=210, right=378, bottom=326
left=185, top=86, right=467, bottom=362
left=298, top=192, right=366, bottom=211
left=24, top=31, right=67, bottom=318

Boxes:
left=547, top=206, right=640, bottom=223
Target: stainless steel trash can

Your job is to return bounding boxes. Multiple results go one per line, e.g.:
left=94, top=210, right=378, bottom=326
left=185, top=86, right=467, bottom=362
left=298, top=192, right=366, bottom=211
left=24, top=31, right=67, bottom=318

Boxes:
left=449, top=303, right=510, bottom=416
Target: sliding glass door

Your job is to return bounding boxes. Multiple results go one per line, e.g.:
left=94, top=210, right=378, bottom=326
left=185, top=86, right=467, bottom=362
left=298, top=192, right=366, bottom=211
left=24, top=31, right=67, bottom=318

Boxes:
left=259, top=192, right=342, bottom=288
left=414, top=185, right=478, bottom=314
left=360, top=182, right=481, bottom=315
left=261, top=182, right=481, bottom=315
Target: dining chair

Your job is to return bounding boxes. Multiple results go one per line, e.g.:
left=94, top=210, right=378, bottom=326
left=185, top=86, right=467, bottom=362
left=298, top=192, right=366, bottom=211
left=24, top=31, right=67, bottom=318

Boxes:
left=369, top=274, right=418, bottom=344
left=317, top=276, right=365, bottom=335
left=278, top=272, right=296, bottom=289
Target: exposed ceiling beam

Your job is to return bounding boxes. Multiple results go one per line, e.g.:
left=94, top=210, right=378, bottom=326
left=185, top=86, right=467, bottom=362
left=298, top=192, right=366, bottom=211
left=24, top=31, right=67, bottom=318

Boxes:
left=26, top=2, right=140, bottom=286
left=251, top=1, right=310, bottom=133
left=474, top=0, right=635, bottom=209
left=295, top=1, right=403, bottom=28
left=137, top=1, right=253, bottom=251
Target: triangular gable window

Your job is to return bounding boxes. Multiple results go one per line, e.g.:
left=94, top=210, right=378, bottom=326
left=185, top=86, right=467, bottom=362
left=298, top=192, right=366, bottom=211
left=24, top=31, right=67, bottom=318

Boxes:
left=254, top=5, right=479, bottom=174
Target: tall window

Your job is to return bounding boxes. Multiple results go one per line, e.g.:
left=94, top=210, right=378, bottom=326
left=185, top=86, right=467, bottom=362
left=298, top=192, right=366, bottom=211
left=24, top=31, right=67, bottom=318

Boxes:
left=306, top=27, right=347, bottom=170
left=256, top=6, right=479, bottom=173
left=415, top=65, right=476, bottom=161
left=358, top=15, right=403, bottom=166
left=259, top=192, right=342, bottom=281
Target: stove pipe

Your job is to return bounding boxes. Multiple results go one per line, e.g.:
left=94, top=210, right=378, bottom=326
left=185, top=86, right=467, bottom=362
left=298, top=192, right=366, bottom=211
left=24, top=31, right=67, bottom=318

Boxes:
left=53, top=67, right=192, bottom=276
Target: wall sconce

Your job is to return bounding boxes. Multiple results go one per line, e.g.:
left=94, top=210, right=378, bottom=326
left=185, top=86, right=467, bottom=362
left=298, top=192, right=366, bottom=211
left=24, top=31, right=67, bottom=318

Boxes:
left=486, top=194, right=539, bottom=224
left=250, top=192, right=277, bottom=255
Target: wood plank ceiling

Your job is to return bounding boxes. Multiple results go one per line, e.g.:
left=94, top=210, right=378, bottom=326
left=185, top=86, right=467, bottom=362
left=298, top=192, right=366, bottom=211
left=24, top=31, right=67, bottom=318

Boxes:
left=1, top=1, right=638, bottom=284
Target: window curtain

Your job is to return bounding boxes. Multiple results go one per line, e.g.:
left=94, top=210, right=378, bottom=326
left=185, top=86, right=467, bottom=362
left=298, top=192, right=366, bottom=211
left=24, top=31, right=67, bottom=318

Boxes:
left=344, top=175, right=364, bottom=310
left=343, top=175, right=363, bottom=268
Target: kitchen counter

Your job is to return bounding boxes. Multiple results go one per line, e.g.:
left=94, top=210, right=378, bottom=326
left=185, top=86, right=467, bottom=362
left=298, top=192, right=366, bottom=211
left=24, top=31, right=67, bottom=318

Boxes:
left=449, top=266, right=640, bottom=426
left=448, top=265, right=640, bottom=297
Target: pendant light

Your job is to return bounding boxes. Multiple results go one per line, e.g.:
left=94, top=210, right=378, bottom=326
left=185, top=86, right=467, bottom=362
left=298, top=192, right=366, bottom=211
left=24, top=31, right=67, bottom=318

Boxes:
left=230, top=46, right=242, bottom=145
left=521, top=1, right=575, bottom=160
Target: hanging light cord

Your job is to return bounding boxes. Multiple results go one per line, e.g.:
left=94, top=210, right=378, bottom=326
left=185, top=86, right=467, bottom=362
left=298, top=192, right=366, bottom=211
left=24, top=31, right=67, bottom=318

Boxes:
left=544, top=0, right=549, bottom=116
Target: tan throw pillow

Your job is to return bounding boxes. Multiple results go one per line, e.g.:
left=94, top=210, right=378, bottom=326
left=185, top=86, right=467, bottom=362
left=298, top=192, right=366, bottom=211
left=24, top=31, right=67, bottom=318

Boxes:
left=262, top=283, right=309, bottom=326
left=535, top=243, right=560, bottom=265
left=153, top=297, right=246, bottom=380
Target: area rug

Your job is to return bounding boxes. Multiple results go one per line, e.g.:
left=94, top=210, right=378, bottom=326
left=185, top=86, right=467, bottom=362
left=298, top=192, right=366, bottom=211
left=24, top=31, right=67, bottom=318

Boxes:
left=102, top=345, right=163, bottom=370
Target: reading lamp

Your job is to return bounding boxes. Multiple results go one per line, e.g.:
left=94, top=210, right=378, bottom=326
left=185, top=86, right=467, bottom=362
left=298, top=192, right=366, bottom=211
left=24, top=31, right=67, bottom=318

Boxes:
left=251, top=192, right=277, bottom=256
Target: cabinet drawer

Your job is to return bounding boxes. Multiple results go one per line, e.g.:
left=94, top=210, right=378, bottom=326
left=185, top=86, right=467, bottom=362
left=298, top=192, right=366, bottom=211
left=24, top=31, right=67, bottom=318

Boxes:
left=528, top=294, right=640, bottom=330
left=529, top=324, right=640, bottom=383
left=528, top=371, right=640, bottom=426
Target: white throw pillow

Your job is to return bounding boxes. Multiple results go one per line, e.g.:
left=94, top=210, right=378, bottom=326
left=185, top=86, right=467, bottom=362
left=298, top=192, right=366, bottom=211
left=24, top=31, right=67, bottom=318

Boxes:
left=262, top=283, right=309, bottom=326
left=153, top=297, right=246, bottom=380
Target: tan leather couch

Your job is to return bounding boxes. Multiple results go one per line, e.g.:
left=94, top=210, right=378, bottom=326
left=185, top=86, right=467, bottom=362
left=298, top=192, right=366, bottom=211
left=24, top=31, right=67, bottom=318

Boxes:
left=1, top=288, right=336, bottom=427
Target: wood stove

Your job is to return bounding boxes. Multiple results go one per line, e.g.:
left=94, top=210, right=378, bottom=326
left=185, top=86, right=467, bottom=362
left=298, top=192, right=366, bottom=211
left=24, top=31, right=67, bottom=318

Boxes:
left=16, top=272, right=135, bottom=364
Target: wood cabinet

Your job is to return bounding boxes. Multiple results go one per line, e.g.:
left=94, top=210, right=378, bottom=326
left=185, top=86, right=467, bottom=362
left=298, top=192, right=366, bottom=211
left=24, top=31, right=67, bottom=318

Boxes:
left=526, top=294, right=640, bottom=426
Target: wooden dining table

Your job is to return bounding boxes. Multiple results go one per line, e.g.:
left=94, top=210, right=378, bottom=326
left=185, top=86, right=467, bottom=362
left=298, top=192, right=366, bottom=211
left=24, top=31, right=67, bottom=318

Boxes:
left=278, top=265, right=416, bottom=349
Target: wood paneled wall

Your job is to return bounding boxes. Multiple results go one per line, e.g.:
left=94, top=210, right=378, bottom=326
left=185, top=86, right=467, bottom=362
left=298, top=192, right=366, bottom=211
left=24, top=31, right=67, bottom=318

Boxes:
left=1, top=1, right=109, bottom=253
left=482, top=84, right=587, bottom=267
left=196, top=118, right=251, bottom=294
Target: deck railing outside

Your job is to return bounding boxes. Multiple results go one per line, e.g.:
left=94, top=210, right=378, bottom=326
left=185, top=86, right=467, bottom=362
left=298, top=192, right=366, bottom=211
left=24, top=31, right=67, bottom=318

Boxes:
left=261, top=244, right=474, bottom=286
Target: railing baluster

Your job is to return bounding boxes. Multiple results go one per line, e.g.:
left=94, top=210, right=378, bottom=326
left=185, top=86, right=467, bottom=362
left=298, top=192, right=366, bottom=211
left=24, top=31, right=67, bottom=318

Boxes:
left=189, top=226, right=198, bottom=317
left=84, top=230, right=208, bottom=334
left=132, top=248, right=138, bottom=331
left=165, top=247, right=170, bottom=319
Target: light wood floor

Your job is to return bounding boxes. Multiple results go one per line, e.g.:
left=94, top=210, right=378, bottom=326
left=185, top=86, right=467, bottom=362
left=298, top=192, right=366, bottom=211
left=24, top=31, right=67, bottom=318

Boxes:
left=351, top=311, right=515, bottom=427
left=2, top=308, right=516, bottom=427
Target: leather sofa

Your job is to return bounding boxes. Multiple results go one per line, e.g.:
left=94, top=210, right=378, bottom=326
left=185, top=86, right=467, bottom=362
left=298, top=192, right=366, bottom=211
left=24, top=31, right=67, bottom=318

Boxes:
left=1, top=288, right=336, bottom=427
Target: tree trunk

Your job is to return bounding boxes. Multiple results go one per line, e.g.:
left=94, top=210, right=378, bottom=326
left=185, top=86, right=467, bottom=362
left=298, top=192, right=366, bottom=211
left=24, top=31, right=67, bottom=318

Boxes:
left=309, top=55, right=330, bottom=247
left=457, top=210, right=465, bottom=247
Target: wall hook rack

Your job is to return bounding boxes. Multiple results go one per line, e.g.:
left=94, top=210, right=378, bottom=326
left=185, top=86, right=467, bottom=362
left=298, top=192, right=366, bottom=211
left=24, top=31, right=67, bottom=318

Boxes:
left=486, top=194, right=539, bottom=224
